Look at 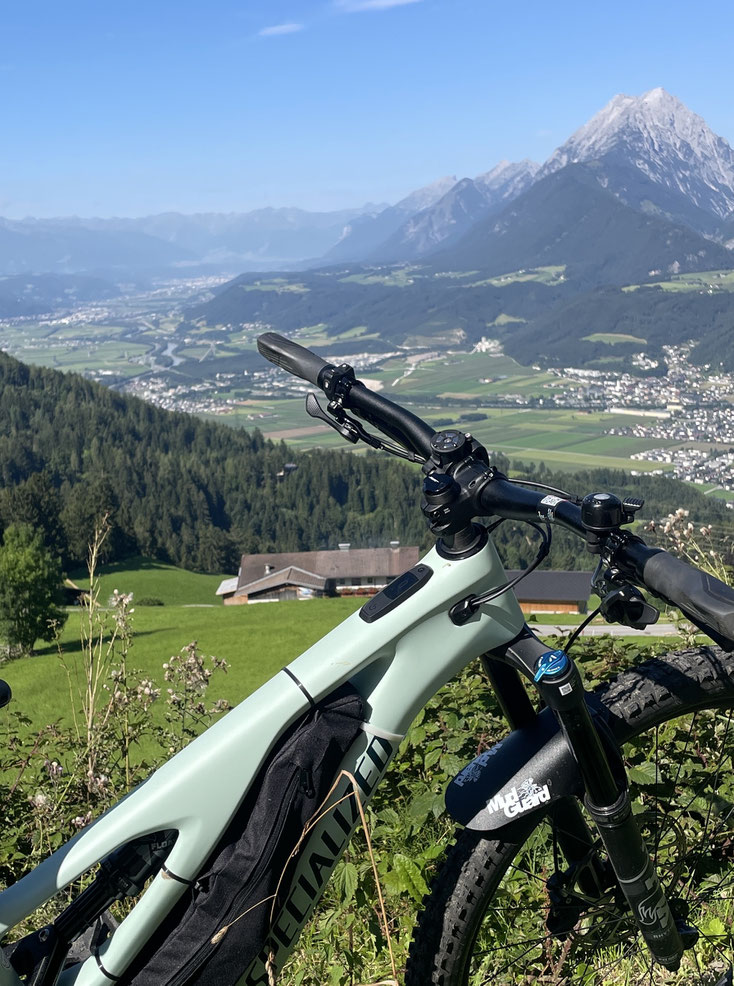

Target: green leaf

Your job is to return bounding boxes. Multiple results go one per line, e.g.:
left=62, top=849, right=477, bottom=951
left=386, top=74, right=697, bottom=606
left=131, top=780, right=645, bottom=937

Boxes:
left=628, top=762, right=659, bottom=785
left=424, top=747, right=442, bottom=769
left=328, top=963, right=346, bottom=985
left=392, top=852, right=429, bottom=902
left=419, top=842, right=445, bottom=861
left=408, top=788, right=436, bottom=824
left=333, top=860, right=358, bottom=904
left=701, top=916, right=726, bottom=938
left=376, top=807, right=400, bottom=826
left=439, top=753, right=464, bottom=776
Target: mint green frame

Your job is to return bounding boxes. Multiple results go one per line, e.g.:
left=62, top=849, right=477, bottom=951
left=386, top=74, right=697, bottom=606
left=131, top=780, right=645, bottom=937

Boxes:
left=0, top=537, right=526, bottom=986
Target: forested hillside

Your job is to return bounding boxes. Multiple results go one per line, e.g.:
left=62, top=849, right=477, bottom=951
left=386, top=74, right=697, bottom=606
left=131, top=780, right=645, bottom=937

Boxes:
left=503, top=284, right=734, bottom=370
left=190, top=263, right=734, bottom=373
left=0, top=353, right=427, bottom=572
left=0, top=353, right=730, bottom=575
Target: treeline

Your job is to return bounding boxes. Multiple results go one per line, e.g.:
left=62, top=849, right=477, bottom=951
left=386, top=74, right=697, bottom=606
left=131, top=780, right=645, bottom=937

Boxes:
left=0, top=352, right=730, bottom=578
left=492, top=459, right=734, bottom=570
left=0, top=353, right=427, bottom=574
left=188, top=269, right=565, bottom=349
left=190, top=266, right=734, bottom=372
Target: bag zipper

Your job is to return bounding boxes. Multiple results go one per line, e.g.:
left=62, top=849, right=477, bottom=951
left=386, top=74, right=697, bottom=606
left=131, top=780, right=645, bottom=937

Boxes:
left=166, top=768, right=302, bottom=986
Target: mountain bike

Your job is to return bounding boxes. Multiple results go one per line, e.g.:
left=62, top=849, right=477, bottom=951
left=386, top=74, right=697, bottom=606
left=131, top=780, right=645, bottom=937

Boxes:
left=1, top=332, right=734, bottom=986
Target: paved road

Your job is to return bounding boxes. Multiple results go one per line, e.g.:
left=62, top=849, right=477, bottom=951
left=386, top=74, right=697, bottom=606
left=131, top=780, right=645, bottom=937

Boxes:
left=536, top=623, right=681, bottom=638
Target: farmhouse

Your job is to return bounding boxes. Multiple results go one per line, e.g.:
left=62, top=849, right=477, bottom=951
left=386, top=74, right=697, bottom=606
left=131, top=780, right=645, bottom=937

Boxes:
left=504, top=570, right=592, bottom=614
left=216, top=546, right=591, bottom=613
left=217, top=542, right=420, bottom=604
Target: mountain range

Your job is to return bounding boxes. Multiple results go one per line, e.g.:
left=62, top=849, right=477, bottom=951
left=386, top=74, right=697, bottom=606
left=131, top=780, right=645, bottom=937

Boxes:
left=5, top=86, right=734, bottom=377
left=336, top=87, right=734, bottom=265
left=8, top=87, right=734, bottom=283
left=0, top=205, right=383, bottom=279
left=190, top=88, right=734, bottom=371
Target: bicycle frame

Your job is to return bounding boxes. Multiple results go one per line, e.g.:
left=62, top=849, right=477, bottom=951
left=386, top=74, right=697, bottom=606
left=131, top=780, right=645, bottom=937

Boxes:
left=0, top=536, right=527, bottom=986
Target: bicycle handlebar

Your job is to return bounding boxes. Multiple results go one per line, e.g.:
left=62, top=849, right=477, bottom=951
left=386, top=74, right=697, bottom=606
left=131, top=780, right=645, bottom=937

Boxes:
left=257, top=332, right=333, bottom=388
left=257, top=332, right=734, bottom=649
left=481, top=480, right=734, bottom=648
left=620, top=539, right=734, bottom=647
left=257, top=332, right=436, bottom=457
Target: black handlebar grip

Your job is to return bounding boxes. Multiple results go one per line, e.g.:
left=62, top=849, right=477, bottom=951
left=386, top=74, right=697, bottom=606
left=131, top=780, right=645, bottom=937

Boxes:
left=257, top=332, right=334, bottom=388
left=639, top=549, right=734, bottom=650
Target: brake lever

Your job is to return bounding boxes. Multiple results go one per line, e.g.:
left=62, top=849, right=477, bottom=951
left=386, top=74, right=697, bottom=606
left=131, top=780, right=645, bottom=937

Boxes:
left=305, top=392, right=360, bottom=443
left=602, top=586, right=659, bottom=630
left=305, top=393, right=425, bottom=462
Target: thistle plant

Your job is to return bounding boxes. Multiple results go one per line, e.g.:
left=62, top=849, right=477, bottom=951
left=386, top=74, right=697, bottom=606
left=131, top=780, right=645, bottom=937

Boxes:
left=162, top=642, right=230, bottom=755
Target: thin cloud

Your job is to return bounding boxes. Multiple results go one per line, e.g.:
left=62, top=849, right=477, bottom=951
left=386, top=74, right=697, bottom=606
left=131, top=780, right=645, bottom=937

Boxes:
left=258, top=22, right=304, bottom=36
left=335, top=0, right=423, bottom=11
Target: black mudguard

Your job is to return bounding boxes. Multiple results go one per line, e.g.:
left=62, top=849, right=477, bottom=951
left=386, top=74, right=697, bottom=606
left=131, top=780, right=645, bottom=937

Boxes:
left=447, top=705, right=596, bottom=832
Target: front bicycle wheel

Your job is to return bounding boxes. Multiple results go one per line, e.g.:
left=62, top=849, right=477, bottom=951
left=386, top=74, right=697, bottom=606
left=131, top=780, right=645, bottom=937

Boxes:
left=405, top=646, right=734, bottom=985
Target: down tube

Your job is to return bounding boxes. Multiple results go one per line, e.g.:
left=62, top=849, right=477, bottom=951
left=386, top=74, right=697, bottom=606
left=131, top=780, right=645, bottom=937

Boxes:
left=241, top=541, right=527, bottom=982
left=240, top=728, right=395, bottom=984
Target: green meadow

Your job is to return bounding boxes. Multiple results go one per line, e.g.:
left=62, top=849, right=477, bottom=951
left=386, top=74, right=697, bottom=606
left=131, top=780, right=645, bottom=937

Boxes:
left=3, top=313, right=721, bottom=481
left=3, top=558, right=687, bottom=748
left=623, top=268, right=734, bottom=293
left=221, top=388, right=676, bottom=474
left=4, top=563, right=364, bottom=740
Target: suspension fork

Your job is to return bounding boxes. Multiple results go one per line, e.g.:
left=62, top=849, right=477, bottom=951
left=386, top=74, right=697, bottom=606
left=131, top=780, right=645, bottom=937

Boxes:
left=482, top=654, right=604, bottom=897
left=486, top=631, right=685, bottom=971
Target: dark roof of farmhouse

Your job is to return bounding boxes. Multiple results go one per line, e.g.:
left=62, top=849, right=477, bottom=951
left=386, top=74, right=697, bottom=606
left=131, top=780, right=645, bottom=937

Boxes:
left=237, top=546, right=420, bottom=591
left=507, top=570, right=593, bottom=602
left=238, top=566, right=327, bottom=597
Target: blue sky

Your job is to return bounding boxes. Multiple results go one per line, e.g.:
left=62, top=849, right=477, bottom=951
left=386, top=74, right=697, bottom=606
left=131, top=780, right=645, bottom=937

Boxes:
left=3, top=0, right=734, bottom=218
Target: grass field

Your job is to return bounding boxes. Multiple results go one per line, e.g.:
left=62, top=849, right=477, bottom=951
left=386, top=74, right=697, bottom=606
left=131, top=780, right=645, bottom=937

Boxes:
left=2, top=314, right=719, bottom=481
left=463, top=265, right=567, bottom=288
left=5, top=596, right=689, bottom=750
left=582, top=332, right=647, bottom=345
left=2, top=315, right=681, bottom=475
left=3, top=557, right=691, bottom=747
left=0, top=320, right=154, bottom=380
left=338, top=269, right=418, bottom=287
left=214, top=390, right=679, bottom=474
left=15, top=341, right=151, bottom=378
left=218, top=396, right=677, bottom=474
left=218, top=351, right=678, bottom=473
left=240, top=279, right=309, bottom=293
left=67, top=556, right=227, bottom=606
left=5, top=595, right=365, bottom=738
left=623, top=268, right=734, bottom=293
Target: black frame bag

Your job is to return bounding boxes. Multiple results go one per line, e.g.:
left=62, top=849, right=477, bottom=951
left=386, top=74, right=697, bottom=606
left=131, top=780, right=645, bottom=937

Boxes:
left=122, top=683, right=364, bottom=986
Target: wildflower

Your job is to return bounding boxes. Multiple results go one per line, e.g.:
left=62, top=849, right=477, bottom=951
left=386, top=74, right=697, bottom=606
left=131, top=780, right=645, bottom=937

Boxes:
left=44, top=759, right=63, bottom=780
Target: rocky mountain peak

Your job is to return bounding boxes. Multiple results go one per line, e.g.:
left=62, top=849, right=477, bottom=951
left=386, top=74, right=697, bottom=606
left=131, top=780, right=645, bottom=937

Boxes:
left=540, top=88, right=734, bottom=220
left=475, top=159, right=541, bottom=200
left=395, top=175, right=458, bottom=215
left=477, top=158, right=540, bottom=187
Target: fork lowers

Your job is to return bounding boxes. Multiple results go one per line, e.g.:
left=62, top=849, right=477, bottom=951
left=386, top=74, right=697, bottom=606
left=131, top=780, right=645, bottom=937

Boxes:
left=535, top=657, right=685, bottom=971
left=585, top=791, right=684, bottom=970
